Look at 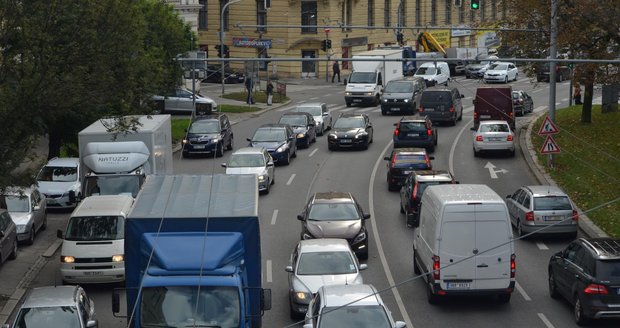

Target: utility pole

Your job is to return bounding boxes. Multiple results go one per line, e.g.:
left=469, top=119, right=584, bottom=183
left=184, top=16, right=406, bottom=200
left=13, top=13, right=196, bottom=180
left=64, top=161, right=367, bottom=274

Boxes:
left=324, top=28, right=330, bottom=82
left=548, top=0, right=558, bottom=167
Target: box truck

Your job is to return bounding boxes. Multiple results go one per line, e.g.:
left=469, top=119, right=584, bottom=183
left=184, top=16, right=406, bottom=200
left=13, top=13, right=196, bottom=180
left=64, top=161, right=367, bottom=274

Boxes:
left=345, top=49, right=403, bottom=107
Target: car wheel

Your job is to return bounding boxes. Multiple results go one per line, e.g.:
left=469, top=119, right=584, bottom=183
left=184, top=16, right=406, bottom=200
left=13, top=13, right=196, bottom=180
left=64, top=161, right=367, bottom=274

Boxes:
left=41, top=214, right=48, bottom=231
left=498, top=293, right=511, bottom=303
left=227, top=136, right=234, bottom=150
left=318, top=124, right=324, bottom=136
left=517, top=220, right=526, bottom=238
left=574, top=295, right=590, bottom=326
left=510, top=148, right=516, bottom=157
left=26, top=227, right=35, bottom=245
left=514, top=73, right=518, bottom=82
left=292, top=146, right=297, bottom=158
left=548, top=269, right=560, bottom=299
left=282, top=151, right=291, bottom=165
left=9, top=238, right=17, bottom=260
left=400, top=203, right=405, bottom=214
left=374, top=95, right=380, bottom=106
left=362, top=141, right=369, bottom=150
left=381, top=110, right=387, bottom=116
left=289, top=302, right=302, bottom=320
left=358, top=248, right=369, bottom=261
left=346, top=102, right=352, bottom=107
left=271, top=175, right=275, bottom=185
left=473, top=147, right=479, bottom=157
left=215, top=143, right=224, bottom=157
left=428, top=144, right=435, bottom=153
left=504, top=76, right=508, bottom=83
left=413, top=249, right=421, bottom=275
left=388, top=183, right=398, bottom=192
left=312, top=132, right=317, bottom=143
left=264, top=181, right=270, bottom=194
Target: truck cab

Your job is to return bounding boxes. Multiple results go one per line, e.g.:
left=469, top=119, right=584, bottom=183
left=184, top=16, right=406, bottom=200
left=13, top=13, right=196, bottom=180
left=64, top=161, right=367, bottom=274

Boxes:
left=344, top=49, right=404, bottom=107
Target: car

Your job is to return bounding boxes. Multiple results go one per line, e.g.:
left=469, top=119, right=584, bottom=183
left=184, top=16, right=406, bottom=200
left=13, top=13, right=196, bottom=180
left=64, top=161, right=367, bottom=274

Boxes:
left=471, top=120, right=515, bottom=157
left=512, top=90, right=534, bottom=116
left=247, top=123, right=297, bottom=165
left=182, top=114, right=233, bottom=158
left=414, top=61, right=450, bottom=87
left=327, top=113, right=374, bottom=151
left=278, top=112, right=317, bottom=148
left=384, top=148, right=434, bottom=191
left=536, top=62, right=572, bottom=82
left=380, top=77, right=426, bottom=115
left=297, top=192, right=370, bottom=260
left=548, top=238, right=620, bottom=325
left=392, top=116, right=437, bottom=152
left=505, top=185, right=579, bottom=237
left=417, top=86, right=464, bottom=126
left=483, top=62, right=518, bottom=83
left=286, top=239, right=367, bottom=319
left=3, top=186, right=47, bottom=245
left=203, top=65, right=245, bottom=84
left=7, top=285, right=97, bottom=328
left=464, top=54, right=499, bottom=79
left=222, top=147, right=275, bottom=194
left=0, top=209, right=18, bottom=264
left=151, top=88, right=218, bottom=114
left=36, top=157, right=81, bottom=209
left=399, top=170, right=457, bottom=228
left=304, top=284, right=406, bottom=328
left=293, top=103, right=332, bottom=136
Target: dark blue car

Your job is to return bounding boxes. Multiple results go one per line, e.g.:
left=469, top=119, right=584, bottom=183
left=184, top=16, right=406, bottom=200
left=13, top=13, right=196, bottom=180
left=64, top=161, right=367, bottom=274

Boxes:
left=247, top=124, right=297, bottom=165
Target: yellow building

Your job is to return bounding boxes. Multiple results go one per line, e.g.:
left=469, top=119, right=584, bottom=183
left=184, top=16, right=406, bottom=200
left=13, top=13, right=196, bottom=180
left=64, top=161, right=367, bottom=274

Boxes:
left=193, top=0, right=507, bottom=78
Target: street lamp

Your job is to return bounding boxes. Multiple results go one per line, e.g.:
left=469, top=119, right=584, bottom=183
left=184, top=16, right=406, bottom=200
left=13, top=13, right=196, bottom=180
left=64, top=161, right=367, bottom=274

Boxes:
left=220, top=0, right=242, bottom=95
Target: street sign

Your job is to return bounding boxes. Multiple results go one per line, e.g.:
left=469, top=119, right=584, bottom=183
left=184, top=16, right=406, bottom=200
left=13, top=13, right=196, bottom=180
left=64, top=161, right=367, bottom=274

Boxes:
left=540, top=135, right=561, bottom=154
left=538, top=116, right=559, bottom=135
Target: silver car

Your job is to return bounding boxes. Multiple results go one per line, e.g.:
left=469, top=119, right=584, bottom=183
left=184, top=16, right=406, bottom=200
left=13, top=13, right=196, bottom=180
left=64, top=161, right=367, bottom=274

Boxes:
left=36, top=157, right=81, bottom=209
left=471, top=120, right=515, bottom=157
left=506, top=185, right=578, bottom=237
left=286, top=239, right=367, bottom=319
left=294, top=103, right=332, bottom=136
left=222, top=147, right=275, bottom=194
left=3, top=186, right=47, bottom=245
left=0, top=209, right=18, bottom=264
left=152, top=88, right=218, bottom=114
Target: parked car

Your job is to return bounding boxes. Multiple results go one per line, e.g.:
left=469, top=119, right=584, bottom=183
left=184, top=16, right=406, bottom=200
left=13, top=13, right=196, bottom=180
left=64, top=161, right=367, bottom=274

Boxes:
left=278, top=112, right=317, bottom=148
left=548, top=238, right=620, bottom=325
left=286, top=239, right=367, bottom=319
left=483, top=62, right=518, bottom=83
left=222, top=147, right=275, bottom=194
left=393, top=116, right=437, bottom=152
left=0, top=209, right=18, bottom=264
left=400, top=170, right=457, bottom=228
left=471, top=120, right=515, bottom=157
left=247, top=123, right=297, bottom=165
left=36, top=157, right=81, bottom=209
left=182, top=114, right=233, bottom=158
left=327, top=113, right=374, bottom=151
left=151, top=88, right=218, bottom=114
left=3, top=186, right=47, bottom=245
left=505, top=185, right=578, bottom=237
left=297, top=192, right=370, bottom=260
left=380, top=77, right=426, bottom=115
left=293, top=103, right=332, bottom=136
left=203, top=65, right=245, bottom=84
left=304, top=284, right=406, bottom=328
left=418, top=86, right=464, bottom=126
left=512, top=90, right=534, bottom=116
left=384, top=148, right=434, bottom=191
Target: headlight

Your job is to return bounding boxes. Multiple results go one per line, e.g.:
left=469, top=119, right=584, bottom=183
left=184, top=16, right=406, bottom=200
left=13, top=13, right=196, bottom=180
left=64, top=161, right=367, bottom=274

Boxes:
left=297, top=133, right=305, bottom=138
left=404, top=99, right=410, bottom=103
left=382, top=98, right=387, bottom=102
left=365, top=92, right=373, bottom=96
left=328, top=134, right=337, bottom=139
left=61, top=256, right=75, bottom=263
left=355, top=132, right=368, bottom=139
left=112, top=255, right=124, bottom=262
left=16, top=225, right=27, bottom=233
left=345, top=91, right=352, bottom=96
left=276, top=145, right=287, bottom=153
left=182, top=139, right=188, bottom=144
left=258, top=175, right=266, bottom=182
left=352, top=231, right=366, bottom=244
left=294, top=292, right=312, bottom=302
left=302, top=233, right=314, bottom=240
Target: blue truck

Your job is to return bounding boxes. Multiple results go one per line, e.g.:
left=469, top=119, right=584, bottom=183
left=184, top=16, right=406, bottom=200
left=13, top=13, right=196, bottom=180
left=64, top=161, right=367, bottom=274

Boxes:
left=113, top=174, right=271, bottom=327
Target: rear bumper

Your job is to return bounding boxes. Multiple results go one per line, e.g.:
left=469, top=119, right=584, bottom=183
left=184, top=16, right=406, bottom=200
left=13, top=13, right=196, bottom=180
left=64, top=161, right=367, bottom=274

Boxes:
left=431, top=281, right=515, bottom=296
left=425, top=112, right=457, bottom=122
left=520, top=223, right=578, bottom=235
left=473, top=142, right=515, bottom=152
left=393, top=138, right=434, bottom=149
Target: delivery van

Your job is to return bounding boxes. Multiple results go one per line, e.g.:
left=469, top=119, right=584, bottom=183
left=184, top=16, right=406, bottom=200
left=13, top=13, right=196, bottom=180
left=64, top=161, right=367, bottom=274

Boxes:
left=414, top=62, right=450, bottom=87
left=473, top=86, right=515, bottom=130
left=413, top=184, right=515, bottom=304
left=58, top=195, right=134, bottom=284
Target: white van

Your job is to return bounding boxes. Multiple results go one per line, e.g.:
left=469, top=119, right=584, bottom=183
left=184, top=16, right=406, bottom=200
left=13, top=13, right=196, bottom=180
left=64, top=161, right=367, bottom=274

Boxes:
left=413, top=184, right=515, bottom=304
left=58, top=195, right=133, bottom=284
left=414, top=61, right=450, bottom=87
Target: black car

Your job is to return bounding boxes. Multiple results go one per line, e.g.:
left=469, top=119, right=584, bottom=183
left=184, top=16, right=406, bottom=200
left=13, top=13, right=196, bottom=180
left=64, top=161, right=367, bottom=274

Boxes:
left=182, top=114, right=233, bottom=158
left=380, top=77, right=426, bottom=116
left=399, top=170, right=457, bottom=227
left=247, top=123, right=297, bottom=165
left=392, top=116, right=437, bottom=152
left=297, top=192, right=370, bottom=260
left=327, top=113, right=374, bottom=150
left=512, top=90, right=534, bottom=116
left=278, top=112, right=317, bottom=148
left=536, top=62, right=571, bottom=82
left=384, top=148, right=434, bottom=191
left=202, top=65, right=245, bottom=84
left=418, top=86, right=464, bottom=125
left=548, top=238, right=620, bottom=325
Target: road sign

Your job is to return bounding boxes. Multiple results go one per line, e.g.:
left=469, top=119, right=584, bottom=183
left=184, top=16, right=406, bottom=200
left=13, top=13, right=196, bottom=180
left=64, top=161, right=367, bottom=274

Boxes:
left=538, top=116, right=559, bottom=135
left=540, top=135, right=561, bottom=154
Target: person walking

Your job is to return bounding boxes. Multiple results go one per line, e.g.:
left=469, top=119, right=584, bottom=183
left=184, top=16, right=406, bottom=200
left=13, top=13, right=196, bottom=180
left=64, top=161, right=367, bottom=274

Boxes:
left=331, top=61, right=341, bottom=83
left=245, top=76, right=255, bottom=104
left=574, top=83, right=582, bottom=105
left=266, top=81, right=274, bottom=106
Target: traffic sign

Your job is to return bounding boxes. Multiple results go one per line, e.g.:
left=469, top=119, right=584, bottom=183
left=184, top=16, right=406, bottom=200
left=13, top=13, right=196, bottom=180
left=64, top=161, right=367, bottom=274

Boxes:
left=540, top=135, right=561, bottom=154
left=538, top=116, right=559, bottom=135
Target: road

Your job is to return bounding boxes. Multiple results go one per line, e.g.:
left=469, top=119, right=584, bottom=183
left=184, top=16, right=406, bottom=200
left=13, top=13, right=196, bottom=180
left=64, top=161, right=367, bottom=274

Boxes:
left=1, top=74, right=616, bottom=327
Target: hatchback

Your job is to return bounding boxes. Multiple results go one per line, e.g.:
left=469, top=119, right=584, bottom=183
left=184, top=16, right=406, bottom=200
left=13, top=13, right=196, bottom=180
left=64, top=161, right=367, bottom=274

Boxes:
left=393, top=116, right=437, bottom=152
left=471, top=120, right=515, bottom=157
left=400, top=170, right=457, bottom=228
left=247, top=124, right=297, bottom=165
left=506, top=185, right=578, bottom=237
left=512, top=90, right=534, bottom=116
left=278, top=112, right=317, bottom=148
left=384, top=148, right=434, bottom=191
left=151, top=88, right=217, bottom=114
left=222, top=147, right=275, bottom=194
left=3, top=186, right=47, bottom=245
left=0, top=209, right=18, bottom=264
left=36, top=157, right=81, bottom=209
left=182, top=114, right=233, bottom=158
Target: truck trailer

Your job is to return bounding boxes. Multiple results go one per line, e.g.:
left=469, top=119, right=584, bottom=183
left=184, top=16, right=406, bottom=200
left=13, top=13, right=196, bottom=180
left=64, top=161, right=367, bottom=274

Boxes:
left=344, top=49, right=403, bottom=107
left=114, top=174, right=271, bottom=328
left=78, top=115, right=173, bottom=198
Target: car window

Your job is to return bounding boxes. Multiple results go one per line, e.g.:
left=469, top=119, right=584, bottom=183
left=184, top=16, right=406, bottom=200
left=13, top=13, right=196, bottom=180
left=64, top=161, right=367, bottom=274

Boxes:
left=385, top=82, right=414, bottom=93
left=393, top=154, right=428, bottom=168
left=297, top=251, right=357, bottom=275
left=297, top=106, right=322, bottom=116
left=479, top=123, right=509, bottom=133
left=334, top=117, right=364, bottom=129
left=533, top=196, right=572, bottom=211
left=228, top=154, right=265, bottom=168
left=416, top=67, right=437, bottom=75
left=572, top=247, right=588, bottom=268
left=189, top=120, right=220, bottom=134
left=319, top=305, right=391, bottom=328
left=511, top=189, right=522, bottom=201
left=399, top=122, right=426, bottom=132
left=522, top=195, right=531, bottom=209
left=14, top=306, right=80, bottom=328
left=253, top=128, right=287, bottom=142
left=0, top=212, right=7, bottom=230
left=38, top=166, right=78, bottom=182
left=420, top=91, right=450, bottom=103
left=4, top=195, right=30, bottom=212
left=515, top=190, right=526, bottom=204
left=279, top=115, right=307, bottom=127
left=596, top=260, right=620, bottom=282
left=308, top=203, right=359, bottom=221
left=416, top=180, right=452, bottom=198
left=65, top=216, right=124, bottom=241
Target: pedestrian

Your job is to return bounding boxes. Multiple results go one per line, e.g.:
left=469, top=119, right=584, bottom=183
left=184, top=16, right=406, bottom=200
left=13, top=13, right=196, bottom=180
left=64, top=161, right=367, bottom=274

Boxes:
left=266, top=81, right=274, bottom=106
left=245, top=76, right=255, bottom=104
left=574, top=83, right=582, bottom=105
left=332, top=61, right=341, bottom=83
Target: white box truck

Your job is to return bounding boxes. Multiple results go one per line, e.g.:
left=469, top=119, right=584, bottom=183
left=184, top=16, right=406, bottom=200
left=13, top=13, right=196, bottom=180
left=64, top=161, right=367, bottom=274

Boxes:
left=345, top=49, right=403, bottom=107
left=78, top=115, right=173, bottom=198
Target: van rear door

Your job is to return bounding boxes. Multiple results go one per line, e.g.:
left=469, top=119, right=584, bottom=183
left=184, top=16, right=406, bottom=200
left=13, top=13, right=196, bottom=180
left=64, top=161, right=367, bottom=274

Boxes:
left=474, top=204, right=513, bottom=290
left=439, top=205, right=476, bottom=290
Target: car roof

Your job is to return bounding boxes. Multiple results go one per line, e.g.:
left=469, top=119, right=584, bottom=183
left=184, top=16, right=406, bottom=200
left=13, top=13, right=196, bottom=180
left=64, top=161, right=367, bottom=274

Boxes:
left=424, top=86, right=455, bottom=92
left=414, top=170, right=454, bottom=181
left=399, top=115, right=427, bottom=122
left=312, top=192, right=355, bottom=203
left=22, top=286, right=80, bottom=308
left=392, top=148, right=427, bottom=155
left=299, top=238, right=353, bottom=253
left=258, top=123, right=289, bottom=129
left=44, top=157, right=79, bottom=167
left=296, top=102, right=325, bottom=107
left=339, top=113, right=365, bottom=118
left=580, top=238, right=620, bottom=260
left=3, top=185, right=38, bottom=196
left=193, top=114, right=222, bottom=121
left=73, top=195, right=134, bottom=217
left=281, top=112, right=311, bottom=117
left=479, top=120, right=510, bottom=125
left=523, top=185, right=569, bottom=197
left=320, top=284, right=381, bottom=307
left=232, top=147, right=266, bottom=155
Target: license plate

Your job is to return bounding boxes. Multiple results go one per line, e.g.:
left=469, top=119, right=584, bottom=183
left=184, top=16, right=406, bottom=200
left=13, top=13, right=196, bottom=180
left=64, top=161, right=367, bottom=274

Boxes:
left=84, top=271, right=103, bottom=276
left=544, top=216, right=562, bottom=221
left=403, top=171, right=412, bottom=175
left=424, top=108, right=435, bottom=112
left=480, top=115, right=492, bottom=119
left=47, top=199, right=57, bottom=204
left=340, top=139, right=352, bottom=143
left=193, top=145, right=206, bottom=149
left=446, top=282, right=470, bottom=289
left=489, top=137, right=501, bottom=141
left=407, top=133, right=420, bottom=137
left=390, top=108, right=400, bottom=111
left=353, top=99, right=362, bottom=102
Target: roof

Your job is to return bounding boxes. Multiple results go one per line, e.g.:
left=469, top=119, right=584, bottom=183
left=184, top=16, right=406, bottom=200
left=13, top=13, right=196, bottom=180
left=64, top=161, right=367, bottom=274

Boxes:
left=399, top=116, right=427, bottom=122
left=339, top=113, right=366, bottom=118
left=281, top=112, right=312, bottom=117
left=524, top=185, right=568, bottom=197
left=392, top=147, right=427, bottom=155
left=312, top=192, right=354, bottom=203
left=299, top=238, right=352, bottom=253
left=414, top=170, right=454, bottom=182
left=425, top=184, right=503, bottom=203
left=321, top=284, right=380, bottom=307
left=479, top=120, right=511, bottom=125
left=3, top=185, right=38, bottom=196
left=73, top=195, right=134, bottom=217
left=296, top=102, right=325, bottom=107
left=192, top=114, right=222, bottom=121
left=79, top=115, right=170, bottom=135
left=22, top=286, right=79, bottom=308
left=231, top=147, right=265, bottom=155
left=581, top=238, right=620, bottom=260
left=44, top=157, right=79, bottom=167
left=257, top=123, right=289, bottom=129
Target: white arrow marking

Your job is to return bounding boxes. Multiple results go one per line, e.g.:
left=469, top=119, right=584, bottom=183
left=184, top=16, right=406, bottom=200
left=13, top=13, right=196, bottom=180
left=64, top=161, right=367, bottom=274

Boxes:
left=484, top=162, right=498, bottom=179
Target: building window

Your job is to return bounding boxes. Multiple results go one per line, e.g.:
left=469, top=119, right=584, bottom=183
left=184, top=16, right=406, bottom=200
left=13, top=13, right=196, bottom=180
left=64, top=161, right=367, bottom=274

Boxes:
left=220, top=0, right=230, bottom=31
left=368, top=0, right=374, bottom=26
left=444, top=0, right=451, bottom=24
left=345, top=0, right=352, bottom=32
left=384, top=0, right=391, bottom=28
left=431, top=0, right=436, bottom=25
left=415, top=0, right=420, bottom=26
left=458, top=2, right=464, bottom=23
left=301, top=1, right=317, bottom=34
left=198, top=0, right=207, bottom=30
left=257, top=0, right=267, bottom=32
left=398, top=0, right=406, bottom=28
left=492, top=0, right=497, bottom=20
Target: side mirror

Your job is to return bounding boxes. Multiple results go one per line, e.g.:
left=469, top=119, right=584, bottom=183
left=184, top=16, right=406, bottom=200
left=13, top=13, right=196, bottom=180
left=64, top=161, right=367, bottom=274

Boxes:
left=267, top=162, right=274, bottom=167
left=428, top=156, right=435, bottom=160
left=322, top=112, right=328, bottom=116
left=261, top=288, right=272, bottom=311
left=461, top=94, right=465, bottom=98
left=506, top=195, right=512, bottom=199
left=470, top=127, right=476, bottom=131
left=57, top=229, right=64, bottom=239
left=86, top=320, right=97, bottom=328
left=297, top=214, right=305, bottom=221
left=221, top=163, right=227, bottom=168
left=383, top=156, right=390, bottom=161
left=246, top=138, right=252, bottom=142
left=33, top=205, right=40, bottom=211
left=363, top=213, right=371, bottom=220
left=303, top=324, right=313, bottom=328
left=395, top=321, right=407, bottom=328
left=285, top=266, right=293, bottom=272
left=359, top=264, right=368, bottom=271
left=393, top=123, right=398, bottom=126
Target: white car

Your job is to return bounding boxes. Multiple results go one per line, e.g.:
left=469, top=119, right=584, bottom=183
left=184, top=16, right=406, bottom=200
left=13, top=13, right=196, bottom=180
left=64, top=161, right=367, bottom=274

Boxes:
left=483, top=62, right=518, bottom=83
left=36, top=157, right=81, bottom=209
left=222, top=147, right=275, bottom=194
left=471, top=120, right=515, bottom=157
left=151, top=88, right=218, bottom=114
left=293, top=103, right=332, bottom=136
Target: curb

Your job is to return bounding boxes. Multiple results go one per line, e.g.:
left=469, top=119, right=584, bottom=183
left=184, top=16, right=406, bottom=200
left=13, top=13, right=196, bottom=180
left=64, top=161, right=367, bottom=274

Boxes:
left=522, top=112, right=608, bottom=238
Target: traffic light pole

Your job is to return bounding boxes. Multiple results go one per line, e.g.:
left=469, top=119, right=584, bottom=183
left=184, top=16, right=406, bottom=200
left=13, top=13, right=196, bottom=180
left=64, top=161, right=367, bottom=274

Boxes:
left=548, top=0, right=558, bottom=167
left=324, top=29, right=330, bottom=82
left=220, top=0, right=242, bottom=95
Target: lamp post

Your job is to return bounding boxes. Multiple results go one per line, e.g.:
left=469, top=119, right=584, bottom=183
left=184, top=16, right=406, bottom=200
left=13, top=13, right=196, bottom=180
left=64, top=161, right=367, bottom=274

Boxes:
left=220, top=0, right=242, bottom=95
left=324, top=28, right=330, bottom=82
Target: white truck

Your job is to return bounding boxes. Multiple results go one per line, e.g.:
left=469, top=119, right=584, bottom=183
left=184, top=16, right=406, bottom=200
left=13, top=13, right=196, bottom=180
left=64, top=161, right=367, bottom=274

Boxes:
left=345, top=49, right=403, bottom=107
left=78, top=115, right=173, bottom=198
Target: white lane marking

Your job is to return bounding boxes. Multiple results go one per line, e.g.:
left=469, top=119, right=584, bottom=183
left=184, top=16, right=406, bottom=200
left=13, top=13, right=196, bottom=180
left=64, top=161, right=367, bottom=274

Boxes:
left=358, top=107, right=379, bottom=113
left=537, top=313, right=555, bottom=328
left=266, top=260, right=273, bottom=283
left=516, top=281, right=532, bottom=301
left=534, top=105, right=547, bottom=113
left=309, top=148, right=318, bottom=157
left=368, top=140, right=414, bottom=328
left=309, top=96, right=319, bottom=100
left=536, top=241, right=549, bottom=250
left=340, top=107, right=356, bottom=112
left=277, top=105, right=295, bottom=112
left=561, top=98, right=569, bottom=102
left=449, top=118, right=474, bottom=177
left=270, top=209, right=278, bottom=225
left=532, top=88, right=546, bottom=94
left=286, top=173, right=296, bottom=186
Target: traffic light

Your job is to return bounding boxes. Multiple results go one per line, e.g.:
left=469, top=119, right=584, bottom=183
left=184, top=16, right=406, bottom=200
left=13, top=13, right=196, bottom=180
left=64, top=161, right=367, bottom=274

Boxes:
left=471, top=0, right=480, bottom=10
left=396, top=32, right=404, bottom=45
left=321, top=40, right=327, bottom=52
left=326, top=39, right=332, bottom=49
left=215, top=45, right=221, bottom=58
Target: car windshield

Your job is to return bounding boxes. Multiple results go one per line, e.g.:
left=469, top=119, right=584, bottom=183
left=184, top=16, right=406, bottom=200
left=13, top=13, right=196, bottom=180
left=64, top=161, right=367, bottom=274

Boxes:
left=399, top=122, right=426, bottom=132
left=83, top=175, right=141, bottom=198
left=297, top=251, right=357, bottom=275
left=416, top=181, right=453, bottom=198
left=348, top=72, right=377, bottom=83
left=65, top=216, right=124, bottom=241
left=489, top=63, right=508, bottom=71
left=4, top=195, right=30, bottom=212
left=296, top=106, right=322, bottom=116
left=14, top=306, right=80, bottom=328
left=385, top=82, right=413, bottom=93
left=596, top=260, right=620, bottom=283
left=533, top=196, right=573, bottom=211
left=479, top=124, right=510, bottom=133
left=188, top=120, right=220, bottom=134
left=37, top=166, right=78, bottom=182
left=279, top=116, right=307, bottom=127
left=393, top=154, right=428, bottom=169
left=318, top=305, right=391, bottom=328
left=308, top=203, right=359, bottom=221
left=227, top=154, right=265, bottom=168
left=252, top=128, right=287, bottom=142
left=334, top=117, right=365, bottom=129
left=416, top=67, right=437, bottom=75
left=420, top=91, right=450, bottom=103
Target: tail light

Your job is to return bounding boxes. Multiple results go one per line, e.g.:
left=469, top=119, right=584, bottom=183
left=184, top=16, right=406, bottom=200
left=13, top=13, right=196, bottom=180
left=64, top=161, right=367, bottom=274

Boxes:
left=473, top=111, right=478, bottom=120
left=525, top=211, right=534, bottom=221
left=394, top=123, right=400, bottom=137
left=449, top=106, right=455, bottom=113
left=432, top=255, right=440, bottom=280
left=509, top=111, right=514, bottom=119
left=418, top=106, right=423, bottom=113
left=510, top=254, right=516, bottom=278
left=411, top=183, right=418, bottom=201
left=507, top=135, right=514, bottom=141
left=391, top=155, right=397, bottom=168
left=475, top=135, right=483, bottom=142
left=584, top=284, right=608, bottom=295
left=572, top=210, right=579, bottom=221
left=427, top=128, right=433, bottom=136
left=425, top=156, right=431, bottom=167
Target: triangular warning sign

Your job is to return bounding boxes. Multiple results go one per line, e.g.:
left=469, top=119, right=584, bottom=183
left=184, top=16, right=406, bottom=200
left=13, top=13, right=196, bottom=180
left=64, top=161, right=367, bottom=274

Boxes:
left=540, top=135, right=561, bottom=154
left=538, top=116, right=559, bottom=135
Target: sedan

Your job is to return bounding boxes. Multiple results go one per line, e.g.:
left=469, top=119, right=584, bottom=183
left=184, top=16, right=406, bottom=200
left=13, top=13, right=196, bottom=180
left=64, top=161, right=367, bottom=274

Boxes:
left=483, top=62, right=518, bottom=83
left=327, top=113, right=374, bottom=150
left=294, top=103, right=332, bottom=136
left=222, top=147, right=275, bottom=194
left=471, top=120, right=515, bottom=157
left=151, top=88, right=218, bottom=114
left=278, top=112, right=317, bottom=148
left=247, top=123, right=297, bottom=165
left=202, top=65, right=245, bottom=84
left=285, top=239, right=367, bottom=319
left=3, top=186, right=47, bottom=245
left=512, top=90, right=534, bottom=116
left=384, top=148, right=434, bottom=191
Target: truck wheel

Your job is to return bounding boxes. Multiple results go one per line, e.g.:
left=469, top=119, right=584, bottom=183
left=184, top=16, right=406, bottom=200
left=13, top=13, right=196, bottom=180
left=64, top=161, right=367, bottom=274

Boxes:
left=427, top=283, right=439, bottom=304
left=374, top=95, right=380, bottom=106
left=413, top=249, right=421, bottom=274
left=41, top=215, right=47, bottom=231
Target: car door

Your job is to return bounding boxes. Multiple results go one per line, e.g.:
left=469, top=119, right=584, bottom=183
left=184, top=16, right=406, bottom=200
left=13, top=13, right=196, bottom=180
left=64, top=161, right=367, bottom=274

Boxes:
left=523, top=92, right=533, bottom=112
left=508, top=64, right=517, bottom=80
left=321, top=104, right=331, bottom=129
left=506, top=189, right=521, bottom=224
left=365, top=115, right=373, bottom=140
left=264, top=151, right=274, bottom=181
left=554, top=243, right=580, bottom=298
left=400, top=175, right=411, bottom=210
left=220, top=116, right=231, bottom=146
left=286, top=126, right=297, bottom=152
left=176, top=89, right=195, bottom=112
left=163, top=90, right=181, bottom=112
left=0, top=213, right=8, bottom=262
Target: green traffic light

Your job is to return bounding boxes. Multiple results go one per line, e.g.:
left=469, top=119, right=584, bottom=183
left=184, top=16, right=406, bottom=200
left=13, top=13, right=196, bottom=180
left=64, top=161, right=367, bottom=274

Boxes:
left=471, top=0, right=480, bottom=9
